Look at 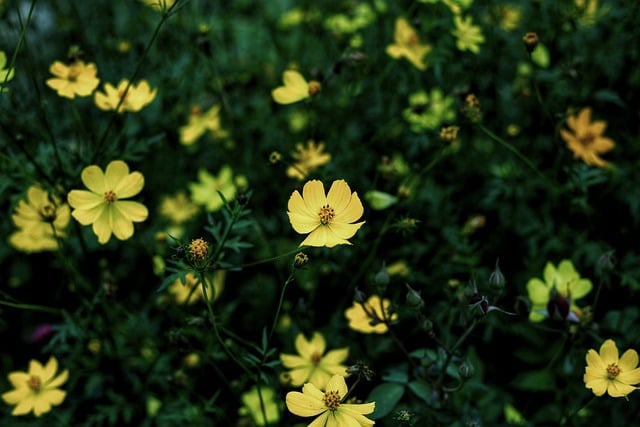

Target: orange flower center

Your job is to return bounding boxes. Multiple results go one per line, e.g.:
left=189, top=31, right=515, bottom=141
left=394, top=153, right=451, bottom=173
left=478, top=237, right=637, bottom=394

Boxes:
left=310, top=351, right=322, bottom=365
left=408, top=34, right=419, bottom=45
left=104, top=190, right=118, bottom=204
left=39, top=204, right=57, bottom=222
left=27, top=375, right=42, bottom=391
left=189, top=238, right=209, bottom=261
left=580, top=133, right=596, bottom=147
left=190, top=104, right=203, bottom=116
left=606, top=363, right=620, bottom=379
left=318, top=205, right=335, bottom=225
left=308, top=81, right=322, bottom=97
left=323, top=390, right=341, bottom=409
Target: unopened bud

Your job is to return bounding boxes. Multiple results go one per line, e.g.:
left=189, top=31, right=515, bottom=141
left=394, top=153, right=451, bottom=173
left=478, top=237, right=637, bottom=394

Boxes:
left=522, top=32, right=539, bottom=53
left=294, top=252, right=309, bottom=267
left=458, top=360, right=475, bottom=379
left=374, top=263, right=390, bottom=291
left=405, top=283, right=425, bottom=310
left=419, top=316, right=433, bottom=334
left=489, top=259, right=506, bottom=291
left=354, top=287, right=367, bottom=303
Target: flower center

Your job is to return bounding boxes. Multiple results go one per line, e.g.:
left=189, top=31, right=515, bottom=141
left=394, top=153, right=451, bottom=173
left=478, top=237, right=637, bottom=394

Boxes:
left=189, top=238, right=209, bottom=261
left=67, top=65, right=81, bottom=82
left=308, top=81, right=322, bottom=97
left=104, top=190, right=118, bottom=204
left=27, top=375, right=42, bottom=391
left=323, top=390, right=341, bottom=410
left=408, top=34, right=419, bottom=45
left=580, top=133, right=596, bottom=147
left=310, top=351, right=322, bottom=365
left=318, top=204, right=335, bottom=225
left=606, top=363, right=620, bottom=379
left=39, top=204, right=57, bottom=222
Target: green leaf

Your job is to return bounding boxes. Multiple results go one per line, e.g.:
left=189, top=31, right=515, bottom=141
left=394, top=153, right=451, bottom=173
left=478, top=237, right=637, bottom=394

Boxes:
left=407, top=380, right=431, bottom=404
left=531, top=43, right=550, bottom=68
left=367, top=383, right=405, bottom=420
left=511, top=368, right=556, bottom=391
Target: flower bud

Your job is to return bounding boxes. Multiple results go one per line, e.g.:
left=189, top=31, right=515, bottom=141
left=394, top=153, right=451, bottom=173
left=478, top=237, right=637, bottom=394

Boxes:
left=488, top=259, right=506, bottom=291
left=405, top=283, right=425, bottom=310
left=419, top=315, right=433, bottom=334
left=522, top=32, right=539, bottom=53
left=458, top=360, right=475, bottom=379
left=294, top=252, right=309, bottom=267
left=374, top=263, right=390, bottom=291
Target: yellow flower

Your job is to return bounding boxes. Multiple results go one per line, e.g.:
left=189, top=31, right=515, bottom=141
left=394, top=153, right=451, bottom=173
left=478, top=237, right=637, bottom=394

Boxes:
left=1, top=356, right=68, bottom=417
left=526, top=260, right=592, bottom=322
left=345, top=295, right=397, bottom=334
left=559, top=107, right=615, bottom=167
left=286, top=374, right=375, bottom=427
left=9, top=185, right=70, bottom=253
left=451, top=15, right=485, bottom=54
left=168, top=271, right=225, bottom=304
left=239, top=386, right=280, bottom=426
left=286, top=140, right=332, bottom=180
left=271, top=70, right=321, bottom=105
left=140, top=0, right=176, bottom=11
left=280, top=332, right=349, bottom=389
left=159, top=191, right=199, bottom=224
left=189, top=165, right=243, bottom=212
left=179, top=104, right=228, bottom=146
left=67, top=160, right=149, bottom=244
left=385, top=17, right=432, bottom=71
left=45, top=60, right=100, bottom=99
left=287, top=180, right=365, bottom=248
left=0, top=50, right=15, bottom=91
left=94, top=79, right=157, bottom=113
left=584, top=339, right=640, bottom=398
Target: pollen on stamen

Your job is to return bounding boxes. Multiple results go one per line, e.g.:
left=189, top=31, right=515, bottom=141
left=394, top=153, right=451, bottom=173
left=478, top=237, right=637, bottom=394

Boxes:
left=310, top=351, right=322, bottom=365
left=27, top=375, right=42, bottom=391
left=104, top=190, right=118, bottom=204
left=323, top=390, right=341, bottom=409
left=606, top=363, right=620, bottom=379
left=318, top=204, right=335, bottom=225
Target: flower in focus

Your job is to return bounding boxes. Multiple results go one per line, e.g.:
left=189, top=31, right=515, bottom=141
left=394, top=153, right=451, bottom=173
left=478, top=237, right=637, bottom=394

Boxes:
left=189, top=165, right=244, bottom=212
left=584, top=339, right=640, bottom=398
left=286, top=140, right=332, bottom=180
left=239, top=386, right=280, bottom=426
left=403, top=88, right=456, bottom=132
left=94, top=79, right=157, bottom=113
left=67, top=160, right=149, bottom=244
left=386, top=17, right=432, bottom=70
left=345, top=295, right=397, bottom=334
left=1, top=356, right=68, bottom=417
left=168, top=271, right=225, bottom=304
left=287, top=179, right=365, bottom=247
left=159, top=191, right=199, bottom=224
left=271, top=70, right=321, bottom=105
left=140, top=0, right=176, bottom=11
left=526, top=260, right=592, bottom=322
left=560, top=107, right=615, bottom=167
left=45, top=59, right=99, bottom=99
left=0, top=51, right=15, bottom=91
left=286, top=374, right=375, bottom=427
left=179, top=104, right=228, bottom=146
left=280, top=332, right=349, bottom=389
left=451, top=15, right=485, bottom=54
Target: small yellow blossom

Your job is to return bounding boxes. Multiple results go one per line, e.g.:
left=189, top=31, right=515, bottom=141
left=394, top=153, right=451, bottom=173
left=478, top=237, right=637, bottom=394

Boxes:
left=168, top=271, right=225, bottom=304
left=189, top=165, right=243, bottom=212
left=287, top=179, right=365, bottom=248
left=140, top=0, right=176, bottom=11
left=386, top=17, right=432, bottom=70
left=179, top=104, right=228, bottom=146
left=45, top=60, right=100, bottom=99
left=0, top=50, right=15, bottom=91
left=286, top=374, right=375, bottom=427
left=560, top=107, right=615, bottom=167
left=287, top=140, right=332, bottom=180
left=451, top=15, right=485, bottom=54
left=584, top=339, right=640, bottom=398
left=1, top=356, right=68, bottom=417
left=94, top=79, right=157, bottom=113
left=159, top=191, right=199, bottom=224
left=67, top=160, right=149, bottom=244
left=345, top=295, right=397, bottom=334
left=497, top=5, right=522, bottom=31
left=271, top=70, right=321, bottom=105
left=239, top=386, right=280, bottom=426
left=280, top=332, right=349, bottom=389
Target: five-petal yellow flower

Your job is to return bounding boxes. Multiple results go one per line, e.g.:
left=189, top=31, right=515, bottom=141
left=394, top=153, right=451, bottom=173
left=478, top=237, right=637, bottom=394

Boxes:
left=584, top=339, right=640, bottom=398
left=287, top=140, right=332, bottom=180
left=287, top=179, right=365, bottom=248
left=345, top=295, right=397, bottom=334
left=451, top=15, right=485, bottom=54
left=560, top=107, right=615, bottom=167
left=94, top=79, right=157, bottom=113
left=272, top=70, right=321, bottom=105
left=179, top=104, right=228, bottom=146
left=67, top=160, right=149, bottom=244
left=386, top=17, right=432, bottom=71
left=45, top=60, right=100, bottom=99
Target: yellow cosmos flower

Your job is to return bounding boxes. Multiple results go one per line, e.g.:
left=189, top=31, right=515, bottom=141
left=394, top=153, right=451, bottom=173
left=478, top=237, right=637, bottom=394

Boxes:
left=286, top=140, right=332, bottom=180
left=94, top=79, right=157, bottom=113
left=345, top=295, right=397, bottom=334
left=560, top=107, right=615, bottom=167
left=280, top=332, right=349, bottom=389
left=189, top=165, right=244, bottom=212
left=179, top=104, right=228, bottom=146
left=1, top=50, right=15, bottom=91
left=1, top=356, right=68, bottom=417
left=67, top=160, right=149, bottom=244
left=584, top=339, right=640, bottom=398
left=286, top=374, right=375, bottom=427
left=287, top=180, right=365, bottom=248
left=386, top=17, right=432, bottom=71
left=45, top=59, right=100, bottom=99
left=271, top=70, right=321, bottom=105
left=239, top=386, right=280, bottom=426
left=451, top=15, right=485, bottom=54
left=159, top=191, right=199, bottom=224
left=9, top=185, right=70, bottom=253
left=168, top=271, right=225, bottom=304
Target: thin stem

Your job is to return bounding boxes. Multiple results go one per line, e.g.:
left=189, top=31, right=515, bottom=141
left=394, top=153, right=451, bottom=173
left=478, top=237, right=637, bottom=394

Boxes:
left=437, top=318, right=478, bottom=386
left=560, top=395, right=596, bottom=426
left=2, top=0, right=36, bottom=89
left=268, top=273, right=295, bottom=344
left=0, top=298, right=63, bottom=316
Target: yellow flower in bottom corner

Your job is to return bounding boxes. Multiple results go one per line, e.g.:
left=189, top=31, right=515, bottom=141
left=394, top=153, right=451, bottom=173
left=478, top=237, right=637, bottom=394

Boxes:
left=286, top=374, right=375, bottom=427
left=1, top=356, right=68, bottom=417
left=584, top=339, right=640, bottom=398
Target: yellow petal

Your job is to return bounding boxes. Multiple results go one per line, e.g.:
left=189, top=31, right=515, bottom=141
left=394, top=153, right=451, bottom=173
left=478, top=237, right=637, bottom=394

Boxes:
left=288, top=367, right=313, bottom=387
left=288, top=190, right=317, bottom=218
left=92, top=208, right=113, bottom=244
left=327, top=221, right=364, bottom=241
left=47, top=369, right=69, bottom=389
left=285, top=391, right=325, bottom=417
left=288, top=211, right=321, bottom=234
left=42, top=357, right=58, bottom=383
left=618, top=367, right=640, bottom=386
left=272, top=86, right=308, bottom=105
left=584, top=377, right=607, bottom=396
left=302, top=180, right=327, bottom=211
left=325, top=374, right=348, bottom=397
left=619, top=349, right=639, bottom=372
left=280, top=354, right=307, bottom=368
left=585, top=348, right=606, bottom=372
left=104, top=161, right=130, bottom=189
left=526, top=278, right=549, bottom=305
left=114, top=200, right=148, bottom=222
left=12, top=395, right=36, bottom=416
left=81, top=165, right=107, bottom=194
left=109, top=206, right=135, bottom=241
left=607, top=380, right=636, bottom=398
left=308, top=411, right=330, bottom=427
left=321, top=348, right=349, bottom=365
left=600, top=339, right=619, bottom=365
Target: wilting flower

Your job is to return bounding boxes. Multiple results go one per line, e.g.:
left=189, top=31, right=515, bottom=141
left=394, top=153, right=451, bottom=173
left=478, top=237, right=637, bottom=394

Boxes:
left=584, top=339, right=640, bottom=398
left=189, top=165, right=244, bottom=212
left=287, top=140, right=332, bottom=180
left=179, top=104, right=228, bottom=145
left=159, top=191, right=199, bottom=224
left=560, top=107, right=615, bottom=167
left=287, top=180, right=365, bottom=247
left=1, top=356, right=68, bottom=417
left=403, top=89, right=456, bottom=132
left=451, top=15, right=485, bottom=54
left=386, top=17, right=432, bottom=70
left=67, top=160, right=149, bottom=244
left=45, top=59, right=100, bottom=99
left=239, top=386, right=280, bottom=426
left=271, top=70, right=321, bottom=105
left=526, top=260, right=592, bottom=322
left=345, top=295, right=397, bottom=334
left=94, top=79, right=157, bottom=113
left=0, top=51, right=15, bottom=91
left=280, top=332, right=349, bottom=389
left=168, top=271, right=225, bottom=304
left=286, top=374, right=375, bottom=427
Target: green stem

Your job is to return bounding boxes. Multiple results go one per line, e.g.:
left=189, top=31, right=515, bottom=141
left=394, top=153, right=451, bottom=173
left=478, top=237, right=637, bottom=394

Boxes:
left=268, top=273, right=295, bottom=344
left=2, top=0, right=36, bottom=89
left=560, top=395, right=596, bottom=426
left=437, top=318, right=478, bottom=386
left=0, top=298, right=63, bottom=316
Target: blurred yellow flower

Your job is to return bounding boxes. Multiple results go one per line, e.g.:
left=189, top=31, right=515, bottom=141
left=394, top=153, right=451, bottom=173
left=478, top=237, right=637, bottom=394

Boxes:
left=451, top=15, right=485, bottom=54
left=140, top=0, right=176, bottom=11
left=1, top=356, right=68, bottom=417
left=168, top=271, right=225, bottom=304
left=345, top=294, right=397, bottom=334
left=67, top=160, right=149, bottom=244
left=94, top=79, right=157, bottom=113
left=584, top=339, right=640, bottom=398
left=286, top=374, right=375, bottom=427
left=239, top=385, right=280, bottom=426
left=45, top=60, right=99, bottom=99
left=189, top=165, right=243, bottom=212
left=497, top=4, right=522, bottom=31
left=0, top=50, right=15, bottom=91
left=287, top=179, right=365, bottom=248
left=159, top=191, right=199, bottom=224
left=9, top=185, right=70, bottom=253
left=280, top=332, right=349, bottom=389
left=179, top=104, right=228, bottom=146
left=272, top=70, right=321, bottom=105
left=286, top=140, right=331, bottom=180
left=560, top=107, right=615, bottom=167
left=386, top=17, right=432, bottom=71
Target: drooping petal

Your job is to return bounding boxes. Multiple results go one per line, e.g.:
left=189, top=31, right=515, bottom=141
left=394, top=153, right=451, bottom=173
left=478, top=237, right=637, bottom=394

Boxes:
left=288, top=211, right=321, bottom=234
left=327, top=221, right=364, bottom=240
left=526, top=278, right=549, bottom=305
left=280, top=354, right=307, bottom=369
left=285, top=391, right=326, bottom=417
left=585, top=349, right=606, bottom=372
left=600, top=339, right=619, bottom=366
left=335, top=192, right=364, bottom=224
left=81, top=165, right=107, bottom=194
